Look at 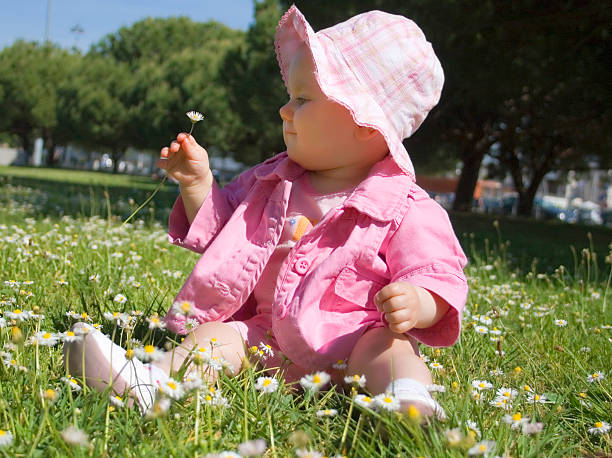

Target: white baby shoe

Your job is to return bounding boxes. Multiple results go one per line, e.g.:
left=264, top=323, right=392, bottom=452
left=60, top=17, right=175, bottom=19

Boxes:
left=63, top=322, right=168, bottom=413
left=386, top=378, right=447, bottom=420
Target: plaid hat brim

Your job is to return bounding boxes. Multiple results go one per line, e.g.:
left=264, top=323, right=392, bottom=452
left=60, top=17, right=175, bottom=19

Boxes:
left=275, top=6, right=445, bottom=179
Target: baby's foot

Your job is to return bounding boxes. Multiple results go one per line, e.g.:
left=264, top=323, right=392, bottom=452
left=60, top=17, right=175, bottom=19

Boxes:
left=386, top=378, right=446, bottom=421
left=63, top=323, right=168, bottom=413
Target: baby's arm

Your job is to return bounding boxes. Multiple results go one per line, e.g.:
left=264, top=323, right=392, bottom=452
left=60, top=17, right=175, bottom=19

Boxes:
left=157, top=133, right=213, bottom=223
left=374, top=282, right=449, bottom=335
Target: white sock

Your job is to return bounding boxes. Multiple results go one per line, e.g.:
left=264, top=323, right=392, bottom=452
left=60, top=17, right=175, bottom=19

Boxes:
left=70, top=323, right=169, bottom=414
left=385, top=378, right=446, bottom=420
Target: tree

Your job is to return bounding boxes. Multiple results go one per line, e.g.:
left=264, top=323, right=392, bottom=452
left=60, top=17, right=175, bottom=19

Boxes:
left=220, top=0, right=287, bottom=165
left=67, top=55, right=134, bottom=173
left=279, top=0, right=612, bottom=215
left=91, top=17, right=245, bottom=157
left=0, top=41, right=80, bottom=164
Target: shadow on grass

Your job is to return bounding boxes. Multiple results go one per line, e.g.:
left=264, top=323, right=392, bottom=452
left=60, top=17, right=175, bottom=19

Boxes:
left=2, top=171, right=611, bottom=280
left=450, top=211, right=612, bottom=278
left=0, top=173, right=180, bottom=226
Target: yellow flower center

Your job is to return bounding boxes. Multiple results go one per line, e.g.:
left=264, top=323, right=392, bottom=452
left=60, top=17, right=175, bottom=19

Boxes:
left=44, top=389, right=56, bottom=400
left=144, top=345, right=154, bottom=354
left=534, top=395, right=540, bottom=401
left=523, top=385, right=531, bottom=391
left=67, top=331, right=75, bottom=337
left=125, top=349, right=134, bottom=359
left=595, top=422, right=603, bottom=428
left=81, top=313, right=88, bottom=318
left=592, top=373, right=599, bottom=378
left=313, top=375, right=321, bottom=383
left=205, top=395, right=212, bottom=401
left=167, top=382, right=176, bottom=390
left=363, top=396, right=371, bottom=403
left=512, top=413, right=522, bottom=421
left=504, top=391, right=510, bottom=397
left=479, top=444, right=487, bottom=451
left=181, top=302, right=190, bottom=312
left=479, top=383, right=485, bottom=388
left=514, top=366, right=522, bottom=373
left=407, top=405, right=421, bottom=419
left=263, top=379, right=271, bottom=386
left=383, top=397, right=392, bottom=404
left=43, top=333, right=51, bottom=339
left=0, top=430, right=5, bottom=436
left=250, top=346, right=258, bottom=353
left=337, top=359, right=344, bottom=364
left=578, top=392, right=587, bottom=398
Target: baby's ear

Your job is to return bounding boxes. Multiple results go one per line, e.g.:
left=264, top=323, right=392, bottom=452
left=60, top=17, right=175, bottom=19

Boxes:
left=354, top=125, right=381, bottom=142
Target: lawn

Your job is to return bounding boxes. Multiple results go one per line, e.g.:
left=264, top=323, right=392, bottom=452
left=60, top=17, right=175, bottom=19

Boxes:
left=0, top=167, right=610, bottom=456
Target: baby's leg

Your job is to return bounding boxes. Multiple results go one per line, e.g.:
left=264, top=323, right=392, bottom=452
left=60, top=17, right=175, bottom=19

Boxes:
left=155, top=321, right=246, bottom=378
left=347, top=327, right=444, bottom=419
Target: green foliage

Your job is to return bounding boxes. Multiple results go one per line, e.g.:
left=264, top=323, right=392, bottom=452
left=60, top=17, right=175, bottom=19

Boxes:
left=220, top=0, right=287, bottom=165
left=0, top=178, right=610, bottom=456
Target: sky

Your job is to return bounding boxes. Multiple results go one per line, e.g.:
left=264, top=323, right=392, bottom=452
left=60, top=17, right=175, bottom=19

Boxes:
left=0, top=0, right=255, bottom=52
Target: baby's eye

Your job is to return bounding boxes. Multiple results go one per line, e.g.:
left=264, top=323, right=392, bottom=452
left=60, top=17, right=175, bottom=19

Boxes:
left=293, top=97, right=308, bottom=105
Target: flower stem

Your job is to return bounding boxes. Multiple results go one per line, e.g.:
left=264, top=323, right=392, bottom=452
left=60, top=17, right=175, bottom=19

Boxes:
left=121, top=176, right=167, bottom=228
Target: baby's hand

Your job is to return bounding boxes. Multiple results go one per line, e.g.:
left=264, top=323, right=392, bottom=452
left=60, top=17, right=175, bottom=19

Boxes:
left=374, top=282, right=424, bottom=334
left=156, top=133, right=212, bottom=189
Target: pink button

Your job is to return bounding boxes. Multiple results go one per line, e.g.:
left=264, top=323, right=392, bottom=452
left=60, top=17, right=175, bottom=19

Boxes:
left=294, top=258, right=310, bottom=275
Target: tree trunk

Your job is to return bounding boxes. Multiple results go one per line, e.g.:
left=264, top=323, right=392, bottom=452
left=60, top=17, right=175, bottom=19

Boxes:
left=18, top=133, right=33, bottom=165
left=45, top=134, right=57, bottom=167
left=453, top=146, right=485, bottom=212
left=111, top=150, right=123, bottom=174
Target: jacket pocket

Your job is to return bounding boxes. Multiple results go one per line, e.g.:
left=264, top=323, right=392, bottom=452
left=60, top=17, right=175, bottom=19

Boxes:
left=320, top=267, right=386, bottom=312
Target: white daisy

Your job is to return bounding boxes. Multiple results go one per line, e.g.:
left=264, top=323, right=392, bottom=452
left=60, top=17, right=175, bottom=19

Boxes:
left=186, top=111, right=205, bottom=123
left=113, top=294, right=127, bottom=304
left=471, top=380, right=493, bottom=391
left=316, top=409, right=338, bottom=417
left=299, top=372, right=331, bottom=391
left=134, top=344, right=164, bottom=363
left=237, top=438, right=267, bottom=456
left=146, top=315, right=166, bottom=330
left=374, top=392, right=400, bottom=411
left=332, top=359, right=347, bottom=370
left=522, top=422, right=543, bottom=435
left=554, top=319, right=568, bottom=327
left=61, top=425, right=89, bottom=446
left=33, top=331, right=60, bottom=346
left=496, top=387, right=518, bottom=400
left=171, top=300, right=196, bottom=317
left=110, top=395, right=125, bottom=408
left=4, top=309, right=33, bottom=321
left=343, top=374, right=366, bottom=388
left=0, top=429, right=14, bottom=447
left=587, top=371, right=605, bottom=383
left=526, top=393, right=547, bottom=404
left=61, top=376, right=82, bottom=391
left=158, top=378, right=185, bottom=400
left=429, top=361, right=444, bottom=370
left=468, top=440, right=496, bottom=456
left=502, top=412, right=529, bottom=429
left=354, top=394, right=375, bottom=409
left=255, top=376, right=279, bottom=394
left=181, top=373, right=204, bottom=391
left=588, top=421, right=610, bottom=435
left=295, top=449, right=323, bottom=458
left=474, top=325, right=489, bottom=334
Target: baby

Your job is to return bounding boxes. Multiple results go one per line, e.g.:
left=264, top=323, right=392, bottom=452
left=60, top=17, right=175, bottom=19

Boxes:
left=65, top=6, right=467, bottom=419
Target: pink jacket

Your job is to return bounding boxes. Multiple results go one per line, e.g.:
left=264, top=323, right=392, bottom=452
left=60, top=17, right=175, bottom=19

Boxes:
left=165, top=152, right=468, bottom=348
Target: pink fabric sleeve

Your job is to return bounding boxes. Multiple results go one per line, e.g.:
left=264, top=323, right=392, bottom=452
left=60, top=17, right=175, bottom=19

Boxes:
left=385, top=186, right=468, bottom=347
left=167, top=165, right=262, bottom=253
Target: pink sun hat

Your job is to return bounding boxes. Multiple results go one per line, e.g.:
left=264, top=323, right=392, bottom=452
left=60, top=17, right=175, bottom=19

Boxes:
left=275, top=5, right=444, bottom=179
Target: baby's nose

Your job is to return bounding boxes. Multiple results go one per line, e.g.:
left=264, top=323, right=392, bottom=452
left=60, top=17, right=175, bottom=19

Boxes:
left=279, top=101, right=293, bottom=121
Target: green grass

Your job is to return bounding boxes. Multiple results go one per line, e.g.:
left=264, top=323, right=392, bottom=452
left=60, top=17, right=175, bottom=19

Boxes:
left=0, top=168, right=610, bottom=456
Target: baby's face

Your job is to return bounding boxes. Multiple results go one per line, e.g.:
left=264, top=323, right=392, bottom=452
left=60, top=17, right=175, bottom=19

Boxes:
left=279, top=46, right=381, bottom=174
